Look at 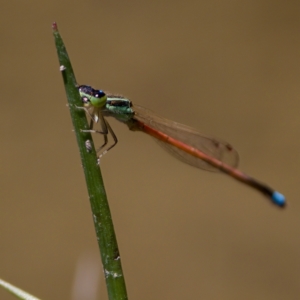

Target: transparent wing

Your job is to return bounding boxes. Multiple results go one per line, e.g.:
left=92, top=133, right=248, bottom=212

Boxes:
left=133, top=105, right=239, bottom=172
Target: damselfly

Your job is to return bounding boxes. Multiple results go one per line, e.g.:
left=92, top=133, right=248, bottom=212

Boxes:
left=78, top=85, right=286, bottom=208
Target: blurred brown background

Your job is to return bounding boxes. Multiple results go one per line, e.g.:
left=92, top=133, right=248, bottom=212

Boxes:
left=0, top=1, right=299, bottom=299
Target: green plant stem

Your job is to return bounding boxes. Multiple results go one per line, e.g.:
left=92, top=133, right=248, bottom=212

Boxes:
left=52, top=23, right=128, bottom=300
left=0, top=278, right=41, bottom=300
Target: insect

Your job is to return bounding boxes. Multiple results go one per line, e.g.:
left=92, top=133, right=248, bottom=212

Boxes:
left=78, top=85, right=286, bottom=208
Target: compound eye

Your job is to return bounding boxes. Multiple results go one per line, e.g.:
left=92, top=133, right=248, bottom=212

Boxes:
left=95, top=90, right=106, bottom=98
left=79, top=85, right=92, bottom=94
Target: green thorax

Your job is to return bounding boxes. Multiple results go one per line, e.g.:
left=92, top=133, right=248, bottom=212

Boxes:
left=103, top=95, right=134, bottom=122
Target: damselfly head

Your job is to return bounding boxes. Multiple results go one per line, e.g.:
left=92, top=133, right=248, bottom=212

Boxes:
left=78, top=85, right=107, bottom=108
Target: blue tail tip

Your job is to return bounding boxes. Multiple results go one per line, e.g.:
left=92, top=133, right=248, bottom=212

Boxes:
left=272, top=191, right=286, bottom=207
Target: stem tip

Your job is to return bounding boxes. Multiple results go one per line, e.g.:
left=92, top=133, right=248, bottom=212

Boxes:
left=52, top=22, right=58, bottom=31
